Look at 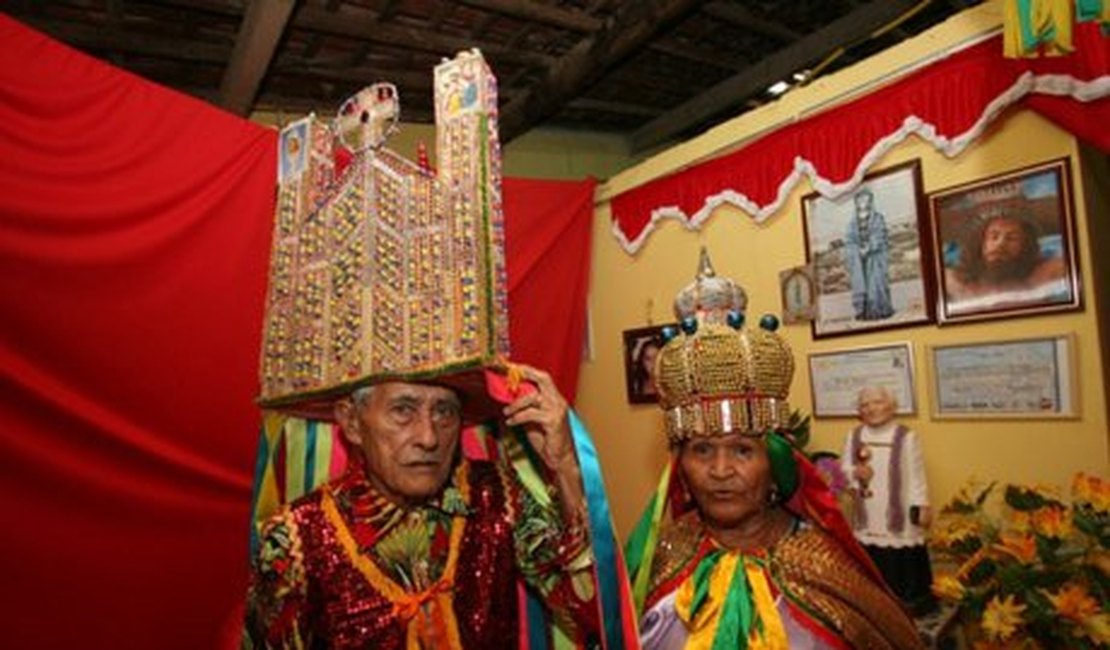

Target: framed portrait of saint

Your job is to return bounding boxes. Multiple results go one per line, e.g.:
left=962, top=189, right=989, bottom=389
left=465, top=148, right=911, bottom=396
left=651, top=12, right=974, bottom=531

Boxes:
left=928, top=158, right=1081, bottom=324
left=779, top=264, right=817, bottom=325
left=622, top=324, right=671, bottom=404
left=802, top=160, right=935, bottom=338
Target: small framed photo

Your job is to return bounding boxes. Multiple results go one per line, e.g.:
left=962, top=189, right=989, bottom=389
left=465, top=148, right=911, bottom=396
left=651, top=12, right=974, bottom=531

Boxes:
left=779, top=264, right=817, bottom=324
left=928, top=157, right=1081, bottom=324
left=807, top=342, right=916, bottom=418
left=927, top=334, right=1078, bottom=418
left=622, top=325, right=671, bottom=404
left=802, top=160, right=935, bottom=338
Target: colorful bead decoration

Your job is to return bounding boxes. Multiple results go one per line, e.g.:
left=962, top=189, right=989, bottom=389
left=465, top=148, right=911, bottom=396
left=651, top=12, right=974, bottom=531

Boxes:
left=259, top=51, right=508, bottom=413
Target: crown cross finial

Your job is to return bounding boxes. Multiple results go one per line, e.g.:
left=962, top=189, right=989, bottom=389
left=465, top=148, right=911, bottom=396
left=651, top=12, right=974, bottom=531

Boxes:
left=697, top=245, right=716, bottom=279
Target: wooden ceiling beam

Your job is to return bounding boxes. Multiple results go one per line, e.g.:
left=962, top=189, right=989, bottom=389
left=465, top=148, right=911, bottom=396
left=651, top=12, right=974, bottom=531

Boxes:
left=293, top=4, right=554, bottom=69
left=455, top=0, right=603, bottom=33
left=18, top=17, right=230, bottom=63
left=568, top=97, right=661, bottom=117
left=649, top=40, right=745, bottom=72
left=498, top=0, right=706, bottom=142
left=217, top=0, right=296, bottom=115
left=701, top=1, right=801, bottom=43
left=631, top=0, right=922, bottom=151
left=271, top=58, right=432, bottom=89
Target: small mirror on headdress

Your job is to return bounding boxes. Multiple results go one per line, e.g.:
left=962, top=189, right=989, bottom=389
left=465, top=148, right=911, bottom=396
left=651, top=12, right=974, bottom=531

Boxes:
left=335, top=83, right=400, bottom=153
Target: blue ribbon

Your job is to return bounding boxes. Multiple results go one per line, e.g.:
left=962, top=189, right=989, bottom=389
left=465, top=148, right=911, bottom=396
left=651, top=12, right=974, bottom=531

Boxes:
left=569, top=410, right=627, bottom=650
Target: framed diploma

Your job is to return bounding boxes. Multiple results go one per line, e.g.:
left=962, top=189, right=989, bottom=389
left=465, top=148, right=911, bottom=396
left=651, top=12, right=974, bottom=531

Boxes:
left=807, top=342, right=916, bottom=418
left=927, top=333, right=1078, bottom=418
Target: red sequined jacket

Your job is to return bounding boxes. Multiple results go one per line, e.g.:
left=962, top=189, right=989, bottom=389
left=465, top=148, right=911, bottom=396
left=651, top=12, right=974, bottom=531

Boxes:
left=245, top=458, right=599, bottom=649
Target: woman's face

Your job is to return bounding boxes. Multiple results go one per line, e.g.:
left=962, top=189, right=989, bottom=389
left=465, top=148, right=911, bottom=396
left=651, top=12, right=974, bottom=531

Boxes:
left=679, top=433, right=774, bottom=531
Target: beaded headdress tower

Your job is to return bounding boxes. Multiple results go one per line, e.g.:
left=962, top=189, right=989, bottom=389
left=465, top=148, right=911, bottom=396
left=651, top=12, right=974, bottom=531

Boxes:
left=655, top=247, right=795, bottom=444
left=258, top=50, right=508, bottom=419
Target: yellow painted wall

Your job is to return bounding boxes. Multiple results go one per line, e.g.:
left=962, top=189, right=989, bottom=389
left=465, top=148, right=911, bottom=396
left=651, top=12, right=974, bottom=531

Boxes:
left=579, top=1, right=1110, bottom=538
left=251, top=114, right=635, bottom=181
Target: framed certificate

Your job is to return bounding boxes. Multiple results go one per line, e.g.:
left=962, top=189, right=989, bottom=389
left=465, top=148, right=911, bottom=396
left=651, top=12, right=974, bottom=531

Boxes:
left=927, top=334, right=1078, bottom=418
left=807, top=343, right=916, bottom=417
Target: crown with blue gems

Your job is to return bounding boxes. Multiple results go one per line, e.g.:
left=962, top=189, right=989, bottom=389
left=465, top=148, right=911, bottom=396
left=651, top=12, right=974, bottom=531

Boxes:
left=655, top=247, right=794, bottom=444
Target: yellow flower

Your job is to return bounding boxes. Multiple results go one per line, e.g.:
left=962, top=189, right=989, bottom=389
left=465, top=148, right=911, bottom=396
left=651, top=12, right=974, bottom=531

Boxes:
left=1044, top=583, right=1100, bottom=622
left=993, top=532, right=1037, bottom=564
left=981, top=595, right=1026, bottom=641
left=934, top=520, right=979, bottom=547
left=932, top=573, right=966, bottom=601
left=1005, top=509, right=1033, bottom=533
left=1091, top=549, right=1110, bottom=578
left=1072, top=473, right=1093, bottom=502
left=1031, top=505, right=1071, bottom=539
left=1080, top=612, right=1110, bottom=645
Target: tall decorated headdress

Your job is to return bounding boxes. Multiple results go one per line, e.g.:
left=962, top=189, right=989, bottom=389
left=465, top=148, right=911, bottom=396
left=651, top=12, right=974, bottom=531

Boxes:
left=258, top=50, right=508, bottom=421
left=655, top=247, right=795, bottom=445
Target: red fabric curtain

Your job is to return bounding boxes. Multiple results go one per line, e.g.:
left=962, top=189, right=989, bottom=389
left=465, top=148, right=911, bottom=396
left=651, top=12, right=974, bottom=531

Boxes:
left=0, top=15, right=594, bottom=650
left=611, top=26, right=1110, bottom=253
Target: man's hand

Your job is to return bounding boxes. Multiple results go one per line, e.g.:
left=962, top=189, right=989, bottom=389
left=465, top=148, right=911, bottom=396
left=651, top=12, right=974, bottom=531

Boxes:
left=502, top=364, right=575, bottom=471
left=852, top=463, right=874, bottom=484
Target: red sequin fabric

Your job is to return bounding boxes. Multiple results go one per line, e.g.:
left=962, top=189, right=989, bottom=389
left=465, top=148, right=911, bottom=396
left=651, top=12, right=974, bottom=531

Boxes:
left=246, top=459, right=598, bottom=648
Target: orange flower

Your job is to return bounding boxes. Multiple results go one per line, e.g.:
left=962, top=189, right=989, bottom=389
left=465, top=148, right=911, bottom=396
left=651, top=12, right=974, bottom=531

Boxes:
left=981, top=595, right=1026, bottom=641
left=1044, top=583, right=1100, bottom=622
left=932, top=573, right=966, bottom=601
left=993, top=532, right=1037, bottom=564
left=1072, top=473, right=1110, bottom=513
left=1091, top=549, right=1110, bottom=578
left=1031, top=505, right=1071, bottom=539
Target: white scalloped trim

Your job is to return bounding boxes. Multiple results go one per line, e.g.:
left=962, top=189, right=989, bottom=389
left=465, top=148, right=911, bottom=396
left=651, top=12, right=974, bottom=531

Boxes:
left=613, top=72, right=1109, bottom=255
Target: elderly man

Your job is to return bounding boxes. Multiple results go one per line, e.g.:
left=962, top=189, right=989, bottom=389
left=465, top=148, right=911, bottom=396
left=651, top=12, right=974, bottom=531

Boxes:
left=245, top=52, right=630, bottom=649
left=245, top=366, right=601, bottom=648
left=842, top=386, right=936, bottom=617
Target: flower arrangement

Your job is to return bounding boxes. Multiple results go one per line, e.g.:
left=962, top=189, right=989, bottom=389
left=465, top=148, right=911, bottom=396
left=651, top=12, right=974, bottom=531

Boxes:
left=929, top=472, right=1110, bottom=649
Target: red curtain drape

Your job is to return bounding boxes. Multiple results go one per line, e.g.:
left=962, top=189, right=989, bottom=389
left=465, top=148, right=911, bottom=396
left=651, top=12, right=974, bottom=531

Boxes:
left=611, top=26, right=1110, bottom=253
left=0, top=15, right=594, bottom=650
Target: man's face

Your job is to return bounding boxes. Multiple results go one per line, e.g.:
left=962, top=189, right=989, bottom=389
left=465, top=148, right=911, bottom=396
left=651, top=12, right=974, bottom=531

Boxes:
left=338, top=382, right=462, bottom=506
left=854, top=191, right=873, bottom=211
left=981, top=218, right=1028, bottom=267
left=679, top=434, right=773, bottom=531
left=858, top=389, right=896, bottom=427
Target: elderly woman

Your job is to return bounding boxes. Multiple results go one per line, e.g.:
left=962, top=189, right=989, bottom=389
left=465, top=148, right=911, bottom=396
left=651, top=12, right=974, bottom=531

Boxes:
left=626, top=250, right=923, bottom=650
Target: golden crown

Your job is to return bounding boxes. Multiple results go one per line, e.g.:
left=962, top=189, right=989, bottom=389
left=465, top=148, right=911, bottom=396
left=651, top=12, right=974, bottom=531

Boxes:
left=656, top=248, right=794, bottom=444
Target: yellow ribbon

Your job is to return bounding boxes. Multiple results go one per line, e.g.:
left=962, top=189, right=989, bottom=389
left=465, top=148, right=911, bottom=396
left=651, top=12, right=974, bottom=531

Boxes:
left=321, top=464, right=468, bottom=650
left=743, top=558, right=789, bottom=649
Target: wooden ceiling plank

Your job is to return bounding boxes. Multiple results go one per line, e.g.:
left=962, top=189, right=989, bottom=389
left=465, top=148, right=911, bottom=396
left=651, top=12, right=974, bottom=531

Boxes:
left=499, top=0, right=706, bottom=142
left=455, top=0, right=603, bottom=33
left=217, top=0, right=296, bottom=115
left=649, top=40, right=744, bottom=72
left=19, top=17, right=230, bottom=63
left=631, top=0, right=922, bottom=151
left=569, top=97, right=661, bottom=117
left=293, top=4, right=554, bottom=68
left=701, top=1, right=801, bottom=43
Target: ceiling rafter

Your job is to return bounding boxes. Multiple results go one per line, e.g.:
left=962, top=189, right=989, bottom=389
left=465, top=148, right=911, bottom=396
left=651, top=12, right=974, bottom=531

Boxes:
left=631, top=0, right=923, bottom=151
left=499, top=0, right=706, bottom=142
left=455, top=0, right=603, bottom=33
left=217, top=0, right=296, bottom=115
left=701, top=1, right=801, bottom=43
left=293, top=3, right=554, bottom=69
